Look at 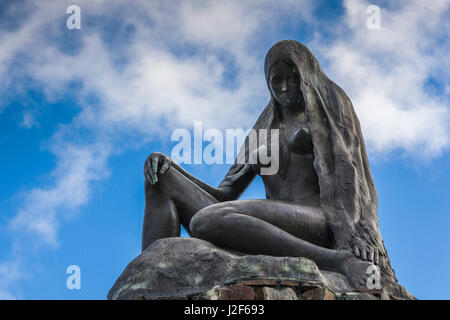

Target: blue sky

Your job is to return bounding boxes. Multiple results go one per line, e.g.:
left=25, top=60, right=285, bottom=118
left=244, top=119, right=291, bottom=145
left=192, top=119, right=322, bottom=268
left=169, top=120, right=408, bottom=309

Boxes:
left=0, top=0, right=449, bottom=299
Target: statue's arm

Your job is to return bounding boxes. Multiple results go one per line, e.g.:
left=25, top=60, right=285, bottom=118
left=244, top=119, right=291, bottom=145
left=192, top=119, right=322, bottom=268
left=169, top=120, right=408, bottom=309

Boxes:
left=216, top=163, right=256, bottom=201
left=171, top=161, right=256, bottom=202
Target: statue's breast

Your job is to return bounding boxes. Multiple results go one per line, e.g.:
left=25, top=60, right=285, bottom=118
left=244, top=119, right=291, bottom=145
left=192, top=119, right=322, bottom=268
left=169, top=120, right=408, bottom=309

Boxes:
left=287, top=125, right=313, bottom=155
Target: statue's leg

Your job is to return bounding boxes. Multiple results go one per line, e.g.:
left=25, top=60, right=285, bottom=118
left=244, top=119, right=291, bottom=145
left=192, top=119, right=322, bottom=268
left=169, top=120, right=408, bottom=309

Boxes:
left=190, top=199, right=353, bottom=274
left=142, top=166, right=219, bottom=251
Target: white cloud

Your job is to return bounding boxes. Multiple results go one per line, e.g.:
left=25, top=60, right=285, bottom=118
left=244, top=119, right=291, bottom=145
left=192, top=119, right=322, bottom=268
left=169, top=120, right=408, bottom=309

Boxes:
left=0, top=0, right=449, bottom=298
left=0, top=259, right=24, bottom=300
left=0, top=0, right=315, bottom=251
left=10, top=142, right=110, bottom=246
left=314, top=0, right=450, bottom=157
left=20, top=112, right=38, bottom=129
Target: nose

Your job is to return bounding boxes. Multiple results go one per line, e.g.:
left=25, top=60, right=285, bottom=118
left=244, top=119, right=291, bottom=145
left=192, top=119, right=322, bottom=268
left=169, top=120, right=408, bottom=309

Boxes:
left=280, top=79, right=288, bottom=92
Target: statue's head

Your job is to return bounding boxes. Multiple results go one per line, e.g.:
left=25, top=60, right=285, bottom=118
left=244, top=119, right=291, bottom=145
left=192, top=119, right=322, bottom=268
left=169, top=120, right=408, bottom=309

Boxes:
left=264, top=40, right=326, bottom=110
left=267, top=59, right=301, bottom=108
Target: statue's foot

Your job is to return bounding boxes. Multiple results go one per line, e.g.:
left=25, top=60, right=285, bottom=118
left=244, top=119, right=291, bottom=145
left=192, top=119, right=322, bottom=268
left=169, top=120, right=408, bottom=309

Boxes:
left=339, top=255, right=377, bottom=290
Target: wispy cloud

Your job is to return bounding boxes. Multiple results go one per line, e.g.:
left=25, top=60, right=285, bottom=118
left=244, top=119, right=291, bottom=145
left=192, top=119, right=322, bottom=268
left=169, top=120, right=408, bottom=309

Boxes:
left=10, top=142, right=110, bottom=246
left=0, top=259, right=24, bottom=299
left=0, top=0, right=316, bottom=297
left=0, top=0, right=448, bottom=298
left=19, top=112, right=38, bottom=129
left=314, top=0, right=450, bottom=158
left=1, top=0, right=313, bottom=246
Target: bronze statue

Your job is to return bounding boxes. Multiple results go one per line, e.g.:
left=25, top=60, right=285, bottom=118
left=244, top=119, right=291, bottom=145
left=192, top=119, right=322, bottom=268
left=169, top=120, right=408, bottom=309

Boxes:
left=142, top=40, right=397, bottom=288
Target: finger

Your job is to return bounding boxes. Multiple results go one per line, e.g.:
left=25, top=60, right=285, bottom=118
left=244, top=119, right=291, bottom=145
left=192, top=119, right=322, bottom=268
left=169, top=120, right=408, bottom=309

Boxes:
left=144, top=162, right=155, bottom=184
left=353, top=244, right=360, bottom=257
left=368, top=248, right=374, bottom=262
left=150, top=156, right=159, bottom=183
left=146, top=158, right=156, bottom=184
left=152, top=156, right=159, bottom=183
left=361, top=249, right=367, bottom=261
left=152, top=155, right=159, bottom=173
left=159, top=160, right=170, bottom=175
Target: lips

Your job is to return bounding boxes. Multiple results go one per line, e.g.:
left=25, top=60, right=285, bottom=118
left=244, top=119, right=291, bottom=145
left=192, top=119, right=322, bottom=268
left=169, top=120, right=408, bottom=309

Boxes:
left=279, top=93, right=295, bottom=103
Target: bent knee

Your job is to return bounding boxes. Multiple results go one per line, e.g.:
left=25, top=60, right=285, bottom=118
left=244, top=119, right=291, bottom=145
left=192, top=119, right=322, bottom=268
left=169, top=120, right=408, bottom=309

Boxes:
left=189, top=204, right=231, bottom=238
left=189, top=207, right=214, bottom=238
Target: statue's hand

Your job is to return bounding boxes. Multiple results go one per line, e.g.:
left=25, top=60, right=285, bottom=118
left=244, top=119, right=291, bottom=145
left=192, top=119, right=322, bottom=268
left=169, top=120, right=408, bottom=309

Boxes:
left=351, top=236, right=379, bottom=265
left=144, top=152, right=171, bottom=185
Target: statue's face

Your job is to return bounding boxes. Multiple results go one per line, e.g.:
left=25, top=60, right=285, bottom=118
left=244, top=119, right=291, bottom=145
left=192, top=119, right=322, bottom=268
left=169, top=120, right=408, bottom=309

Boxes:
left=269, top=61, right=300, bottom=108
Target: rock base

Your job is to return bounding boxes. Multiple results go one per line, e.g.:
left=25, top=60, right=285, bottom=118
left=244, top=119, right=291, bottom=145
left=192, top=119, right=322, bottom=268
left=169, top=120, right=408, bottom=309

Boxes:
left=108, top=237, right=414, bottom=300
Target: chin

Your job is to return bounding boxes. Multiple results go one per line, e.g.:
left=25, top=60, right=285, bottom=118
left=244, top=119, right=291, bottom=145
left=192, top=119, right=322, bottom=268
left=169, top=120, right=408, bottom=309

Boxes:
left=282, top=102, right=296, bottom=108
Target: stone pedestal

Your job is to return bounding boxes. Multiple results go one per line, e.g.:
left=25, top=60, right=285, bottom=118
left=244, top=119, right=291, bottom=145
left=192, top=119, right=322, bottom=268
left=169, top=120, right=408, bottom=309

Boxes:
left=108, top=237, right=414, bottom=300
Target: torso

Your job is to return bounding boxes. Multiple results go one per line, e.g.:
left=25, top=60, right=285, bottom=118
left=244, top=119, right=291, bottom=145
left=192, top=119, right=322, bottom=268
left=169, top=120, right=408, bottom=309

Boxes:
left=259, top=112, right=321, bottom=206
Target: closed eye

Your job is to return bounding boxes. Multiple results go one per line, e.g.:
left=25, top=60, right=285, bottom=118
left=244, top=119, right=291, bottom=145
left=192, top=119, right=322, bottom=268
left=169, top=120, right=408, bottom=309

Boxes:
left=271, top=76, right=281, bottom=84
left=287, top=76, right=298, bottom=83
